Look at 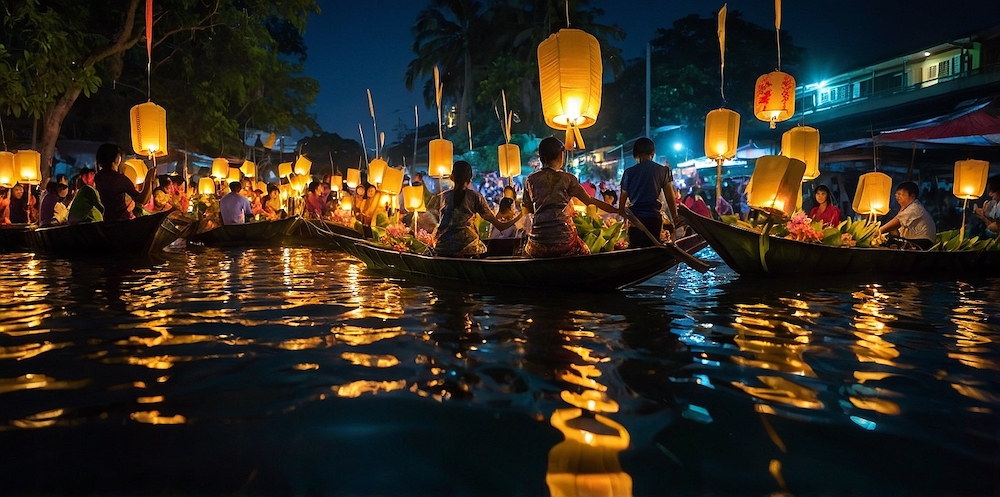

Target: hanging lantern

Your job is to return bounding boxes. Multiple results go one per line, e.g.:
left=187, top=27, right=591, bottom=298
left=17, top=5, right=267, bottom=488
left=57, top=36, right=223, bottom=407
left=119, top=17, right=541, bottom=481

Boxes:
left=15, top=150, right=41, bottom=185
left=852, top=172, right=893, bottom=216
left=746, top=155, right=806, bottom=218
left=498, top=143, right=521, bottom=179
left=346, top=168, right=361, bottom=189
left=368, top=158, right=388, bottom=185
left=781, top=126, right=820, bottom=181
left=255, top=181, right=267, bottom=194
left=240, top=160, right=256, bottom=178
left=294, top=155, right=312, bottom=176
left=0, top=151, right=16, bottom=188
left=227, top=167, right=241, bottom=184
left=429, top=139, right=453, bottom=178
left=264, top=132, right=277, bottom=149
left=129, top=102, right=167, bottom=158
left=381, top=167, right=404, bottom=195
left=953, top=159, right=990, bottom=199
left=211, top=158, right=229, bottom=179
left=197, top=177, right=216, bottom=195
left=402, top=185, right=425, bottom=212
left=121, top=159, right=149, bottom=185
left=754, top=71, right=796, bottom=129
left=278, top=162, right=293, bottom=179
left=704, top=109, right=741, bottom=161
left=331, top=174, right=343, bottom=192
left=537, top=28, right=602, bottom=150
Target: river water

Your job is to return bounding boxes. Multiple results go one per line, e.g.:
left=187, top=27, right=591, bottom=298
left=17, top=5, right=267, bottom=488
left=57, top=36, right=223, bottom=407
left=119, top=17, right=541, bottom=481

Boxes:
left=1, top=246, right=998, bottom=495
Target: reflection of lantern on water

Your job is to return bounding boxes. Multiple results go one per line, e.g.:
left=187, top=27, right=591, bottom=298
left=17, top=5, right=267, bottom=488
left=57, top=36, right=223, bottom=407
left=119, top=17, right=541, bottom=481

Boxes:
left=746, top=155, right=805, bottom=218
left=546, top=406, right=632, bottom=497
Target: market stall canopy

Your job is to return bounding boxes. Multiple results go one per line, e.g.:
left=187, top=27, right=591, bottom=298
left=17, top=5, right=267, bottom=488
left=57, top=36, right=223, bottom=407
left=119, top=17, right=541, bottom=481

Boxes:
left=879, top=98, right=1000, bottom=146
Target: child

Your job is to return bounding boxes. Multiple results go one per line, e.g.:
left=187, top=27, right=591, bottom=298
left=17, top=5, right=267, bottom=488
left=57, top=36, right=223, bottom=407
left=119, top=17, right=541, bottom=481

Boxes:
left=489, top=197, right=521, bottom=239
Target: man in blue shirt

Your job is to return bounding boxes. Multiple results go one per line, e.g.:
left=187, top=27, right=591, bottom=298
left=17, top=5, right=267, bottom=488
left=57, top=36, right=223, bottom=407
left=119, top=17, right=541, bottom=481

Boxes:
left=220, top=181, right=253, bottom=225
left=619, top=137, right=679, bottom=247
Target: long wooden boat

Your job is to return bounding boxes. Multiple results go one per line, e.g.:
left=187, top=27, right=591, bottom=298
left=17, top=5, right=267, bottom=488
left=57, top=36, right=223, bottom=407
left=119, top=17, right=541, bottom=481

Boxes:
left=186, top=216, right=301, bottom=247
left=0, top=224, right=33, bottom=252
left=678, top=204, right=1000, bottom=277
left=346, top=234, right=709, bottom=291
left=24, top=210, right=183, bottom=256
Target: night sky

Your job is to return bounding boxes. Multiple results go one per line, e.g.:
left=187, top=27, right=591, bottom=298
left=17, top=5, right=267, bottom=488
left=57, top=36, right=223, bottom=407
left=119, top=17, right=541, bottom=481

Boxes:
left=300, top=0, right=1000, bottom=142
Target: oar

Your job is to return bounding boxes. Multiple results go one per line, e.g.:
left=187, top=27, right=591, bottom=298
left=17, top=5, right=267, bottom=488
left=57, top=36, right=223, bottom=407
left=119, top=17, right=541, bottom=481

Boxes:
left=623, top=208, right=710, bottom=273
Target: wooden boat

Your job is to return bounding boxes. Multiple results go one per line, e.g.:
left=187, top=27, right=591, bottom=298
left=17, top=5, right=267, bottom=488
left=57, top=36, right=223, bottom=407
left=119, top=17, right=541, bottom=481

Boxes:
left=298, top=219, right=367, bottom=253
left=24, top=210, right=183, bottom=256
left=678, top=204, right=1000, bottom=277
left=345, top=234, right=709, bottom=291
left=0, top=224, right=32, bottom=252
left=186, top=216, right=301, bottom=247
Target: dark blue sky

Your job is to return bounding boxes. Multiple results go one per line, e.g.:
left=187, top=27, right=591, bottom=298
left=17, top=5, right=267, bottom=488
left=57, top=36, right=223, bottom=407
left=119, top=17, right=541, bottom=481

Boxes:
left=301, top=0, right=1000, bottom=141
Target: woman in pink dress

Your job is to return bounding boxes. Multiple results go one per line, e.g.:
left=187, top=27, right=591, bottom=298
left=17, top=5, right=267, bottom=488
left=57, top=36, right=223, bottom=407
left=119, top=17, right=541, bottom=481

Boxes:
left=809, top=184, right=841, bottom=227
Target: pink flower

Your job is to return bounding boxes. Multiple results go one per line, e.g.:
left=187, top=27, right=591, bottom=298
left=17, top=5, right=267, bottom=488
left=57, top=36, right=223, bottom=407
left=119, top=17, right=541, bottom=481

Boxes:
left=415, top=228, right=435, bottom=247
left=385, top=223, right=410, bottom=239
left=614, top=238, right=628, bottom=250
left=841, top=233, right=857, bottom=247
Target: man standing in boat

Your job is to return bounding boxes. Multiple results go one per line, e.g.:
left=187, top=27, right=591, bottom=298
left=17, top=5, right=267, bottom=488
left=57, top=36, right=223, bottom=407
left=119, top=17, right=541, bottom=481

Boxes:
left=619, top=137, right=679, bottom=247
left=93, top=143, right=157, bottom=221
left=220, top=181, right=254, bottom=225
left=879, top=181, right=936, bottom=250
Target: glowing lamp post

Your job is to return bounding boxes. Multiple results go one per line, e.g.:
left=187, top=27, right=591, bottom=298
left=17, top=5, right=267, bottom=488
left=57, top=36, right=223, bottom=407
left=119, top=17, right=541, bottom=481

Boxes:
left=704, top=108, right=741, bottom=202
left=954, top=159, right=990, bottom=241
left=130, top=102, right=167, bottom=159
left=746, top=155, right=806, bottom=219
left=754, top=71, right=796, bottom=129
left=0, top=151, right=16, bottom=188
left=537, top=28, right=602, bottom=150
left=852, top=172, right=892, bottom=218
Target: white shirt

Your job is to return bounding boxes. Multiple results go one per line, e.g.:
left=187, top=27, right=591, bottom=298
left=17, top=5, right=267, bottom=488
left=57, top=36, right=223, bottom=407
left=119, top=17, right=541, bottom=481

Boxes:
left=897, top=200, right=935, bottom=242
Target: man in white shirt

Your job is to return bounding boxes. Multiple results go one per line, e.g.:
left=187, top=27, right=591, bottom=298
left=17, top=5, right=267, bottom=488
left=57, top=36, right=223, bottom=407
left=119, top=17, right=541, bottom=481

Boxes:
left=879, top=181, right=936, bottom=250
left=219, top=181, right=253, bottom=225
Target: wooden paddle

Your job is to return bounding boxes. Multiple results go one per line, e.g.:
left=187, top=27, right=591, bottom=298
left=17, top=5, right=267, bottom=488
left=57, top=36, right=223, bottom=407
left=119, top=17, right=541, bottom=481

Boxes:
left=623, top=207, right=710, bottom=273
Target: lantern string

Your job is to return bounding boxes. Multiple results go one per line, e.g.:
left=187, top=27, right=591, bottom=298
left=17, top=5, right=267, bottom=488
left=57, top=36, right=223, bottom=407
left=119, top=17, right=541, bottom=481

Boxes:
left=468, top=122, right=473, bottom=150
left=774, top=0, right=782, bottom=70
left=146, top=0, right=153, bottom=100
left=565, top=0, right=570, bottom=28
left=359, top=123, right=368, bottom=165
left=434, top=66, right=444, bottom=140
left=413, top=105, right=419, bottom=177
left=718, top=4, right=727, bottom=103
left=0, top=115, right=7, bottom=151
left=367, top=89, right=379, bottom=158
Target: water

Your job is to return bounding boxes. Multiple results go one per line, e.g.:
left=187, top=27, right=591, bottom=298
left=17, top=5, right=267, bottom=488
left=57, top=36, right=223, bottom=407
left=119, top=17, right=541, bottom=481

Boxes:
left=1, top=246, right=998, bottom=495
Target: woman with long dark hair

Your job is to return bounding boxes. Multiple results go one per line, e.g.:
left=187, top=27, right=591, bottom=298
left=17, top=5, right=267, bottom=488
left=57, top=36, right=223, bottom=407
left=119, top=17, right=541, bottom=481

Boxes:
left=809, top=184, right=842, bottom=227
left=433, top=161, right=518, bottom=256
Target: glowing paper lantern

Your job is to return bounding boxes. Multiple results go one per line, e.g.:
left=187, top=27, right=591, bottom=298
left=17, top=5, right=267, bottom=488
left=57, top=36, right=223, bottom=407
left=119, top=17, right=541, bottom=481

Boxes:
left=330, top=174, right=343, bottom=192
left=368, top=158, right=387, bottom=185
left=279, top=183, right=292, bottom=201
left=15, top=150, right=41, bottom=185
left=402, top=185, right=425, bottom=212
left=429, top=139, right=453, bottom=178
left=0, top=151, right=16, bottom=188
left=754, top=71, right=796, bottom=129
left=346, top=168, right=361, bottom=189
left=498, top=143, right=521, bottom=179
left=264, top=132, right=277, bottom=149
left=197, top=177, right=216, bottom=195
left=781, top=126, right=820, bottom=181
left=122, top=159, right=149, bottom=185
left=227, top=167, right=241, bottom=184
left=953, top=159, right=990, bottom=199
left=746, top=155, right=806, bottom=218
left=240, top=160, right=256, bottom=178
left=130, top=102, right=168, bottom=158
left=255, top=181, right=267, bottom=194
left=278, top=162, right=293, bottom=179
left=537, top=28, right=602, bottom=149
left=340, top=198, right=353, bottom=212
left=704, top=108, right=741, bottom=161
left=211, top=158, right=229, bottom=179
left=381, top=167, right=404, bottom=195
left=294, top=155, right=312, bottom=176
left=852, top=172, right=893, bottom=216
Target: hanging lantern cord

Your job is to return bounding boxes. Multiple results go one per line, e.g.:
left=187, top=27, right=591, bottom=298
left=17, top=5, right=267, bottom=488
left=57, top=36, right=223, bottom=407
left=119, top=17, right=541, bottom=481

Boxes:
left=565, top=0, right=570, bottom=28
left=776, top=27, right=781, bottom=71
left=0, top=114, right=6, bottom=151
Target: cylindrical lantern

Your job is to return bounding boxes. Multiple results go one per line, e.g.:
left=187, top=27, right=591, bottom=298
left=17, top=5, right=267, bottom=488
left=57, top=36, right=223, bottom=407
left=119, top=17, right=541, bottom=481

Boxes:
left=704, top=108, right=740, bottom=160
left=255, top=181, right=267, bottom=194
left=781, top=126, right=820, bottom=181
left=402, top=185, right=425, bottom=212
left=754, top=71, right=796, bottom=129
left=15, top=150, right=41, bottom=185
left=211, top=158, right=229, bottom=179
left=852, top=172, right=893, bottom=216
left=340, top=198, right=353, bottom=212
left=294, top=155, right=312, bottom=176
left=122, top=159, right=148, bottom=185
left=538, top=28, right=602, bottom=149
left=278, top=162, right=293, bottom=178
left=346, top=168, right=361, bottom=189
left=498, top=143, right=521, bottom=178
left=746, top=155, right=806, bottom=218
left=227, top=167, right=241, bottom=183
left=240, top=160, right=256, bottom=178
left=129, top=101, right=168, bottom=158
left=953, top=159, right=990, bottom=199
left=368, top=158, right=388, bottom=185
left=0, top=151, right=16, bottom=188
left=197, top=177, right=216, bottom=195
left=279, top=183, right=292, bottom=201
left=429, top=139, right=453, bottom=178
left=381, top=167, right=404, bottom=195
left=331, top=174, right=343, bottom=192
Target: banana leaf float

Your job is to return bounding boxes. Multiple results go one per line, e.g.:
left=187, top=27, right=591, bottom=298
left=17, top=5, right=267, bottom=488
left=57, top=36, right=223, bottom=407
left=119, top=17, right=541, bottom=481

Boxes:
left=187, top=216, right=301, bottom=247
left=25, top=210, right=183, bottom=256
left=678, top=204, right=998, bottom=277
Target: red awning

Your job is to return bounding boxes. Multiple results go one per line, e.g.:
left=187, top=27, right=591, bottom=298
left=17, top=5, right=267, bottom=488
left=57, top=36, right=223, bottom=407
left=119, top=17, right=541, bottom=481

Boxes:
left=879, top=99, right=1000, bottom=145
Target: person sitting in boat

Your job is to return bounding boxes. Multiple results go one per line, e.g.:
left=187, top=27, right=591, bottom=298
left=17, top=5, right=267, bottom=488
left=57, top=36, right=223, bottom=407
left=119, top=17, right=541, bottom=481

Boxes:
left=809, top=184, right=842, bottom=227
left=220, top=181, right=254, bottom=225
left=522, top=137, right=616, bottom=258
left=304, top=181, right=325, bottom=219
left=167, top=176, right=189, bottom=214
left=974, top=176, right=1000, bottom=237
left=144, top=187, right=173, bottom=213
left=599, top=189, right=622, bottom=224
left=5, top=184, right=36, bottom=224
left=488, top=197, right=521, bottom=239
left=93, top=143, right=157, bottom=221
left=683, top=189, right=711, bottom=219
left=39, top=181, right=70, bottom=226
left=67, top=168, right=104, bottom=225
left=434, top=161, right=519, bottom=257
left=620, top=137, right=679, bottom=247
left=262, top=185, right=284, bottom=220
left=879, top=181, right=936, bottom=250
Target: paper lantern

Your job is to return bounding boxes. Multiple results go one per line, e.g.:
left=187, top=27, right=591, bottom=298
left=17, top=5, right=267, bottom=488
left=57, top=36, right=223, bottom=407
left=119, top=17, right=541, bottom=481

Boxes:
left=278, top=162, right=293, bottom=178
left=279, top=183, right=292, bottom=201
left=264, top=132, right=277, bottom=149
left=381, top=167, right=404, bottom=195
left=546, top=408, right=632, bottom=497
left=15, top=150, right=41, bottom=185
left=346, top=168, right=361, bottom=189
left=754, top=71, right=796, bottom=129
left=211, top=158, right=229, bottom=179
left=197, top=177, right=216, bottom=195
left=781, top=126, right=820, bottom=181
left=330, top=174, right=343, bottom=192
left=852, top=172, right=892, bottom=216
left=227, top=167, right=241, bottom=183
left=953, top=159, right=990, bottom=200
left=294, top=155, right=312, bottom=176
left=130, top=102, right=168, bottom=158
left=240, top=160, right=256, bottom=178
left=429, top=139, right=453, bottom=178
left=704, top=108, right=740, bottom=160
left=340, top=198, right=353, bottom=212
left=0, top=151, right=16, bottom=188
left=402, top=185, right=425, bottom=212
left=255, top=181, right=267, bottom=194
left=121, top=159, right=148, bottom=185
left=538, top=28, right=602, bottom=149
left=498, top=143, right=521, bottom=179
left=368, top=158, right=388, bottom=185
left=746, top=155, right=806, bottom=218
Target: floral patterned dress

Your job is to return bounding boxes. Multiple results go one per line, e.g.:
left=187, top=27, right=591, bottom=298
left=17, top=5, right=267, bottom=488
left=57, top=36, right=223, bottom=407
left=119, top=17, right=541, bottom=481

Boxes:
left=433, top=188, right=492, bottom=256
left=522, top=167, right=590, bottom=258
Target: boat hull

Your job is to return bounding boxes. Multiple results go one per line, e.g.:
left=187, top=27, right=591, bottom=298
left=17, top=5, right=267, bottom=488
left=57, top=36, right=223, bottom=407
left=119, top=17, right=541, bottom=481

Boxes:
left=187, top=216, right=301, bottom=247
left=24, top=210, right=182, bottom=256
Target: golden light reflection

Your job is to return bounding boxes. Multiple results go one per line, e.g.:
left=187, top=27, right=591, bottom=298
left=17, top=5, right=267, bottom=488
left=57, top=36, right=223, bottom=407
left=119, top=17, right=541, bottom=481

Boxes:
left=0, top=374, right=89, bottom=394
left=946, top=353, right=998, bottom=370
left=137, top=396, right=164, bottom=404
left=130, top=411, right=186, bottom=425
left=560, top=390, right=619, bottom=413
left=951, top=383, right=1000, bottom=403
left=278, top=336, right=333, bottom=351
left=848, top=396, right=901, bottom=415
left=546, top=407, right=633, bottom=497
left=732, top=376, right=824, bottom=409
left=331, top=325, right=405, bottom=346
left=10, top=409, right=64, bottom=429
left=294, top=363, right=320, bottom=371
left=341, top=352, right=400, bottom=368
left=124, top=355, right=175, bottom=369
left=0, top=341, right=68, bottom=360
left=331, top=379, right=406, bottom=398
